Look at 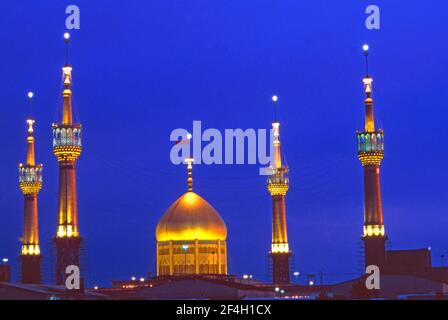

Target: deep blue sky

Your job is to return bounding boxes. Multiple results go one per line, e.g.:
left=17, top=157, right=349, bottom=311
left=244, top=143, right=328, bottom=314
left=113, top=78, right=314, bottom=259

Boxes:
left=1, top=1, right=447, bottom=287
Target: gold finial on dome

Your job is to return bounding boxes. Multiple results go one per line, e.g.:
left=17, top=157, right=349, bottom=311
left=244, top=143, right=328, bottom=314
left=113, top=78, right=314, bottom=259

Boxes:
left=185, top=157, right=194, bottom=192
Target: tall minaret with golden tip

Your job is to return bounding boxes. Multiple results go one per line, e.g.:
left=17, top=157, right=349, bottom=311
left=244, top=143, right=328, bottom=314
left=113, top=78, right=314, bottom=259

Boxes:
left=357, top=45, right=387, bottom=269
left=53, top=32, right=83, bottom=285
left=19, top=92, right=43, bottom=284
left=267, top=95, right=291, bottom=284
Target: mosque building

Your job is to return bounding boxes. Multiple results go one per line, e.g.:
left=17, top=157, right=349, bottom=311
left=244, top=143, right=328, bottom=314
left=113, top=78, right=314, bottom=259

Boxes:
left=155, top=158, right=228, bottom=276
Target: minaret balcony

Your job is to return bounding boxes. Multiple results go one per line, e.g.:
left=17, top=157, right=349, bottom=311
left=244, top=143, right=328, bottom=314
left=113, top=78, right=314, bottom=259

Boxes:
left=18, top=164, right=43, bottom=194
left=52, top=124, right=82, bottom=161
left=267, top=170, right=289, bottom=196
left=357, top=130, right=384, bottom=153
left=357, top=131, right=384, bottom=166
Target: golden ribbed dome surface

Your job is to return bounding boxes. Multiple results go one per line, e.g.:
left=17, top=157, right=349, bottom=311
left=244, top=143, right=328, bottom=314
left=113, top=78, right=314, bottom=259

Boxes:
left=156, top=192, right=227, bottom=242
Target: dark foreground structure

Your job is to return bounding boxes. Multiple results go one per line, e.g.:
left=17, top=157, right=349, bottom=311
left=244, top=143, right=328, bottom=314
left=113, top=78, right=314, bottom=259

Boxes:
left=1, top=271, right=447, bottom=300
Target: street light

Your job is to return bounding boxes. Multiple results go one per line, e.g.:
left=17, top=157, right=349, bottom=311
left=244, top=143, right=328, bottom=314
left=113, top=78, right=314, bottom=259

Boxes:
left=2, top=258, right=8, bottom=264
left=293, top=271, right=300, bottom=284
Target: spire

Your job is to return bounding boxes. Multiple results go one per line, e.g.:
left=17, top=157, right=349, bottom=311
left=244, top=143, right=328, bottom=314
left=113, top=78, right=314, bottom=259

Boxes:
left=362, top=44, right=375, bottom=133
left=26, top=119, right=35, bottom=166
left=26, top=92, right=35, bottom=166
left=271, top=96, right=282, bottom=170
left=62, top=32, right=73, bottom=125
left=185, top=158, right=194, bottom=192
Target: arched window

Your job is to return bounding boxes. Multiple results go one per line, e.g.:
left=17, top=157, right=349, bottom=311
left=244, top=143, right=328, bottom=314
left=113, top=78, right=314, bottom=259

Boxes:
left=67, top=128, right=73, bottom=145
left=365, top=134, right=371, bottom=152
left=78, top=130, right=82, bottom=146
left=73, top=129, right=78, bottom=146
left=61, top=129, right=67, bottom=145
left=372, top=134, right=377, bottom=151
left=378, top=134, right=383, bottom=151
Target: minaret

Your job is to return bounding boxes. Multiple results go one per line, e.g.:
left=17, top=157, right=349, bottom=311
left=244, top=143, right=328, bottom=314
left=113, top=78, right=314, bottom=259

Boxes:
left=357, top=45, right=386, bottom=269
left=18, top=92, right=43, bottom=284
left=267, top=95, right=291, bottom=284
left=53, top=32, right=83, bottom=285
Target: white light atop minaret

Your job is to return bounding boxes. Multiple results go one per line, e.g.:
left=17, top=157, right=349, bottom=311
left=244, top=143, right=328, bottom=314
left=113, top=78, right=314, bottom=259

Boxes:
left=363, top=44, right=369, bottom=52
left=64, top=32, right=70, bottom=40
left=27, top=92, right=34, bottom=99
left=272, top=95, right=278, bottom=102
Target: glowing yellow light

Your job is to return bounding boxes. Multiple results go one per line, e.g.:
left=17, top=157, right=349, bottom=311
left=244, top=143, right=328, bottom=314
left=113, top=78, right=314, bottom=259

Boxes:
left=363, top=225, right=385, bottom=237
left=271, top=243, right=289, bottom=253
left=156, top=192, right=227, bottom=242
left=21, top=244, right=41, bottom=256
left=57, top=225, right=65, bottom=238
left=19, top=182, right=42, bottom=195
left=183, top=192, right=197, bottom=205
left=358, top=151, right=384, bottom=167
left=363, top=77, right=373, bottom=95
left=62, top=66, right=72, bottom=76
left=53, top=145, right=82, bottom=162
left=67, top=225, right=73, bottom=237
left=56, top=225, right=79, bottom=238
left=267, top=183, right=289, bottom=196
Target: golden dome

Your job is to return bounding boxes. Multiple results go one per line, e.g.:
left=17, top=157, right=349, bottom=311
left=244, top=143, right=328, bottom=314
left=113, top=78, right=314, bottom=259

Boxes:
left=156, top=192, right=227, bottom=242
